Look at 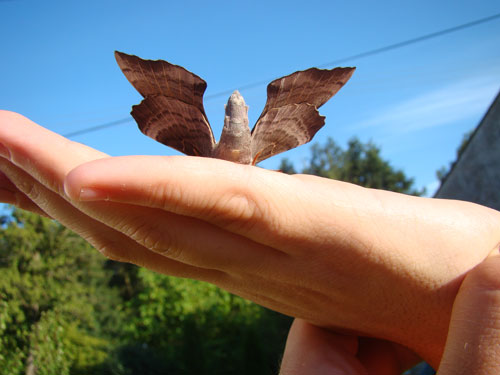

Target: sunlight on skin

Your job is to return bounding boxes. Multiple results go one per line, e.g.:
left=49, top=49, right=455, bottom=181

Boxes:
left=0, top=110, right=499, bottom=370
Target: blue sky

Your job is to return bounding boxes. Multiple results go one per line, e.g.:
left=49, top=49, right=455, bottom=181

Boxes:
left=1, top=1, right=499, bottom=195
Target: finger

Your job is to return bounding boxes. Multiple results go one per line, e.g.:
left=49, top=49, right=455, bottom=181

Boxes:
left=357, top=338, right=420, bottom=373
left=0, top=170, right=49, bottom=216
left=0, top=157, right=223, bottom=282
left=66, top=157, right=288, bottom=274
left=0, top=159, right=309, bottom=317
left=74, top=184, right=288, bottom=274
left=64, top=155, right=344, bottom=253
left=280, top=319, right=365, bottom=375
left=438, top=250, right=500, bottom=374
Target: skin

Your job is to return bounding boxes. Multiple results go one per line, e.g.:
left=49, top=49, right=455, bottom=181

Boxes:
left=281, top=254, right=500, bottom=374
left=0, top=110, right=499, bottom=371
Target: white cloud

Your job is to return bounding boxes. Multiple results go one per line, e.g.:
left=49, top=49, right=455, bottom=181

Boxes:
left=352, top=74, right=500, bottom=133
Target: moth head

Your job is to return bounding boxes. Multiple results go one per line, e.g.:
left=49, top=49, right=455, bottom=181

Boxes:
left=225, top=90, right=248, bottom=119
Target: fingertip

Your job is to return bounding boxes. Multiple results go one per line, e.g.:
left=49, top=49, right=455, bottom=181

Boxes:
left=65, top=160, right=115, bottom=201
left=64, top=165, right=89, bottom=201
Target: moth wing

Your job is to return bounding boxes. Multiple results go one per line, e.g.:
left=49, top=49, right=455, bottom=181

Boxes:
left=251, top=103, right=324, bottom=164
left=258, top=66, right=355, bottom=118
left=132, top=95, right=215, bottom=157
left=115, top=51, right=208, bottom=117
left=251, top=66, right=355, bottom=163
left=115, top=51, right=215, bottom=155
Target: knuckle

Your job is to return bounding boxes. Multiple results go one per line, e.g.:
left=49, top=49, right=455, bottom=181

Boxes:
left=120, top=217, right=183, bottom=260
left=467, top=251, right=500, bottom=292
left=81, top=234, right=126, bottom=262
left=209, top=188, right=266, bottom=232
left=196, top=165, right=275, bottom=232
left=98, top=245, right=125, bottom=262
left=147, top=183, right=170, bottom=209
left=148, top=178, right=185, bottom=214
left=19, top=179, right=40, bottom=200
left=156, top=245, right=183, bottom=260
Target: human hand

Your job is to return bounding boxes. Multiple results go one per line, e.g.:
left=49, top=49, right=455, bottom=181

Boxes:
left=280, top=319, right=420, bottom=374
left=280, top=252, right=500, bottom=374
left=0, top=111, right=499, bottom=367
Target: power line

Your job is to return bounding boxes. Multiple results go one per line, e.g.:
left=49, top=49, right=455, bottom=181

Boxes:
left=63, top=117, right=132, bottom=138
left=64, top=12, right=500, bottom=138
left=317, top=12, right=500, bottom=68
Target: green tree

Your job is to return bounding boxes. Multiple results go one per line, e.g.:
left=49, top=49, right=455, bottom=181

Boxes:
left=0, top=208, right=124, bottom=375
left=281, top=137, right=423, bottom=195
left=113, top=268, right=290, bottom=375
left=0, top=208, right=290, bottom=375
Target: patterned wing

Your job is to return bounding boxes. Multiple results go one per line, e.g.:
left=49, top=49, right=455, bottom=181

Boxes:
left=132, top=95, right=215, bottom=157
left=115, top=51, right=215, bottom=156
left=251, top=104, right=325, bottom=164
left=258, top=66, right=355, bottom=119
left=251, top=66, right=355, bottom=163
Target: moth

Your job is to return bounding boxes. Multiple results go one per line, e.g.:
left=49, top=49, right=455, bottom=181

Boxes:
left=115, top=51, right=355, bottom=165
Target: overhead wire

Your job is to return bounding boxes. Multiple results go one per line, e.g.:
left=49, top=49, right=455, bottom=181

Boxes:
left=63, top=117, right=132, bottom=138
left=316, top=12, right=500, bottom=68
left=63, top=12, right=500, bottom=138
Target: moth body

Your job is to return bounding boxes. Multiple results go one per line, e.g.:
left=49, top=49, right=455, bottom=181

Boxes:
left=213, top=90, right=252, bottom=164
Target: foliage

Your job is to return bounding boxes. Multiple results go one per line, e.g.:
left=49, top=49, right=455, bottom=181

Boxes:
left=0, top=209, right=123, bottom=375
left=280, top=137, right=423, bottom=195
left=111, top=270, right=290, bottom=375
left=0, top=208, right=290, bottom=374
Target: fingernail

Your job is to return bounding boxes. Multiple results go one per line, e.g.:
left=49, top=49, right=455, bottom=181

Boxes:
left=78, top=187, right=109, bottom=201
left=0, top=143, right=11, bottom=159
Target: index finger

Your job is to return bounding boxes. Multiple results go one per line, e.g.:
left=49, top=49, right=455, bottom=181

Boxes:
left=0, top=110, right=108, bottom=194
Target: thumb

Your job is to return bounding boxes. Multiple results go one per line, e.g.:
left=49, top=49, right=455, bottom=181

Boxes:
left=438, top=248, right=500, bottom=374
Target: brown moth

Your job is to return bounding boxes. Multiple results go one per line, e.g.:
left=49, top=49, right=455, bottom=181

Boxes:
left=115, top=51, right=355, bottom=165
